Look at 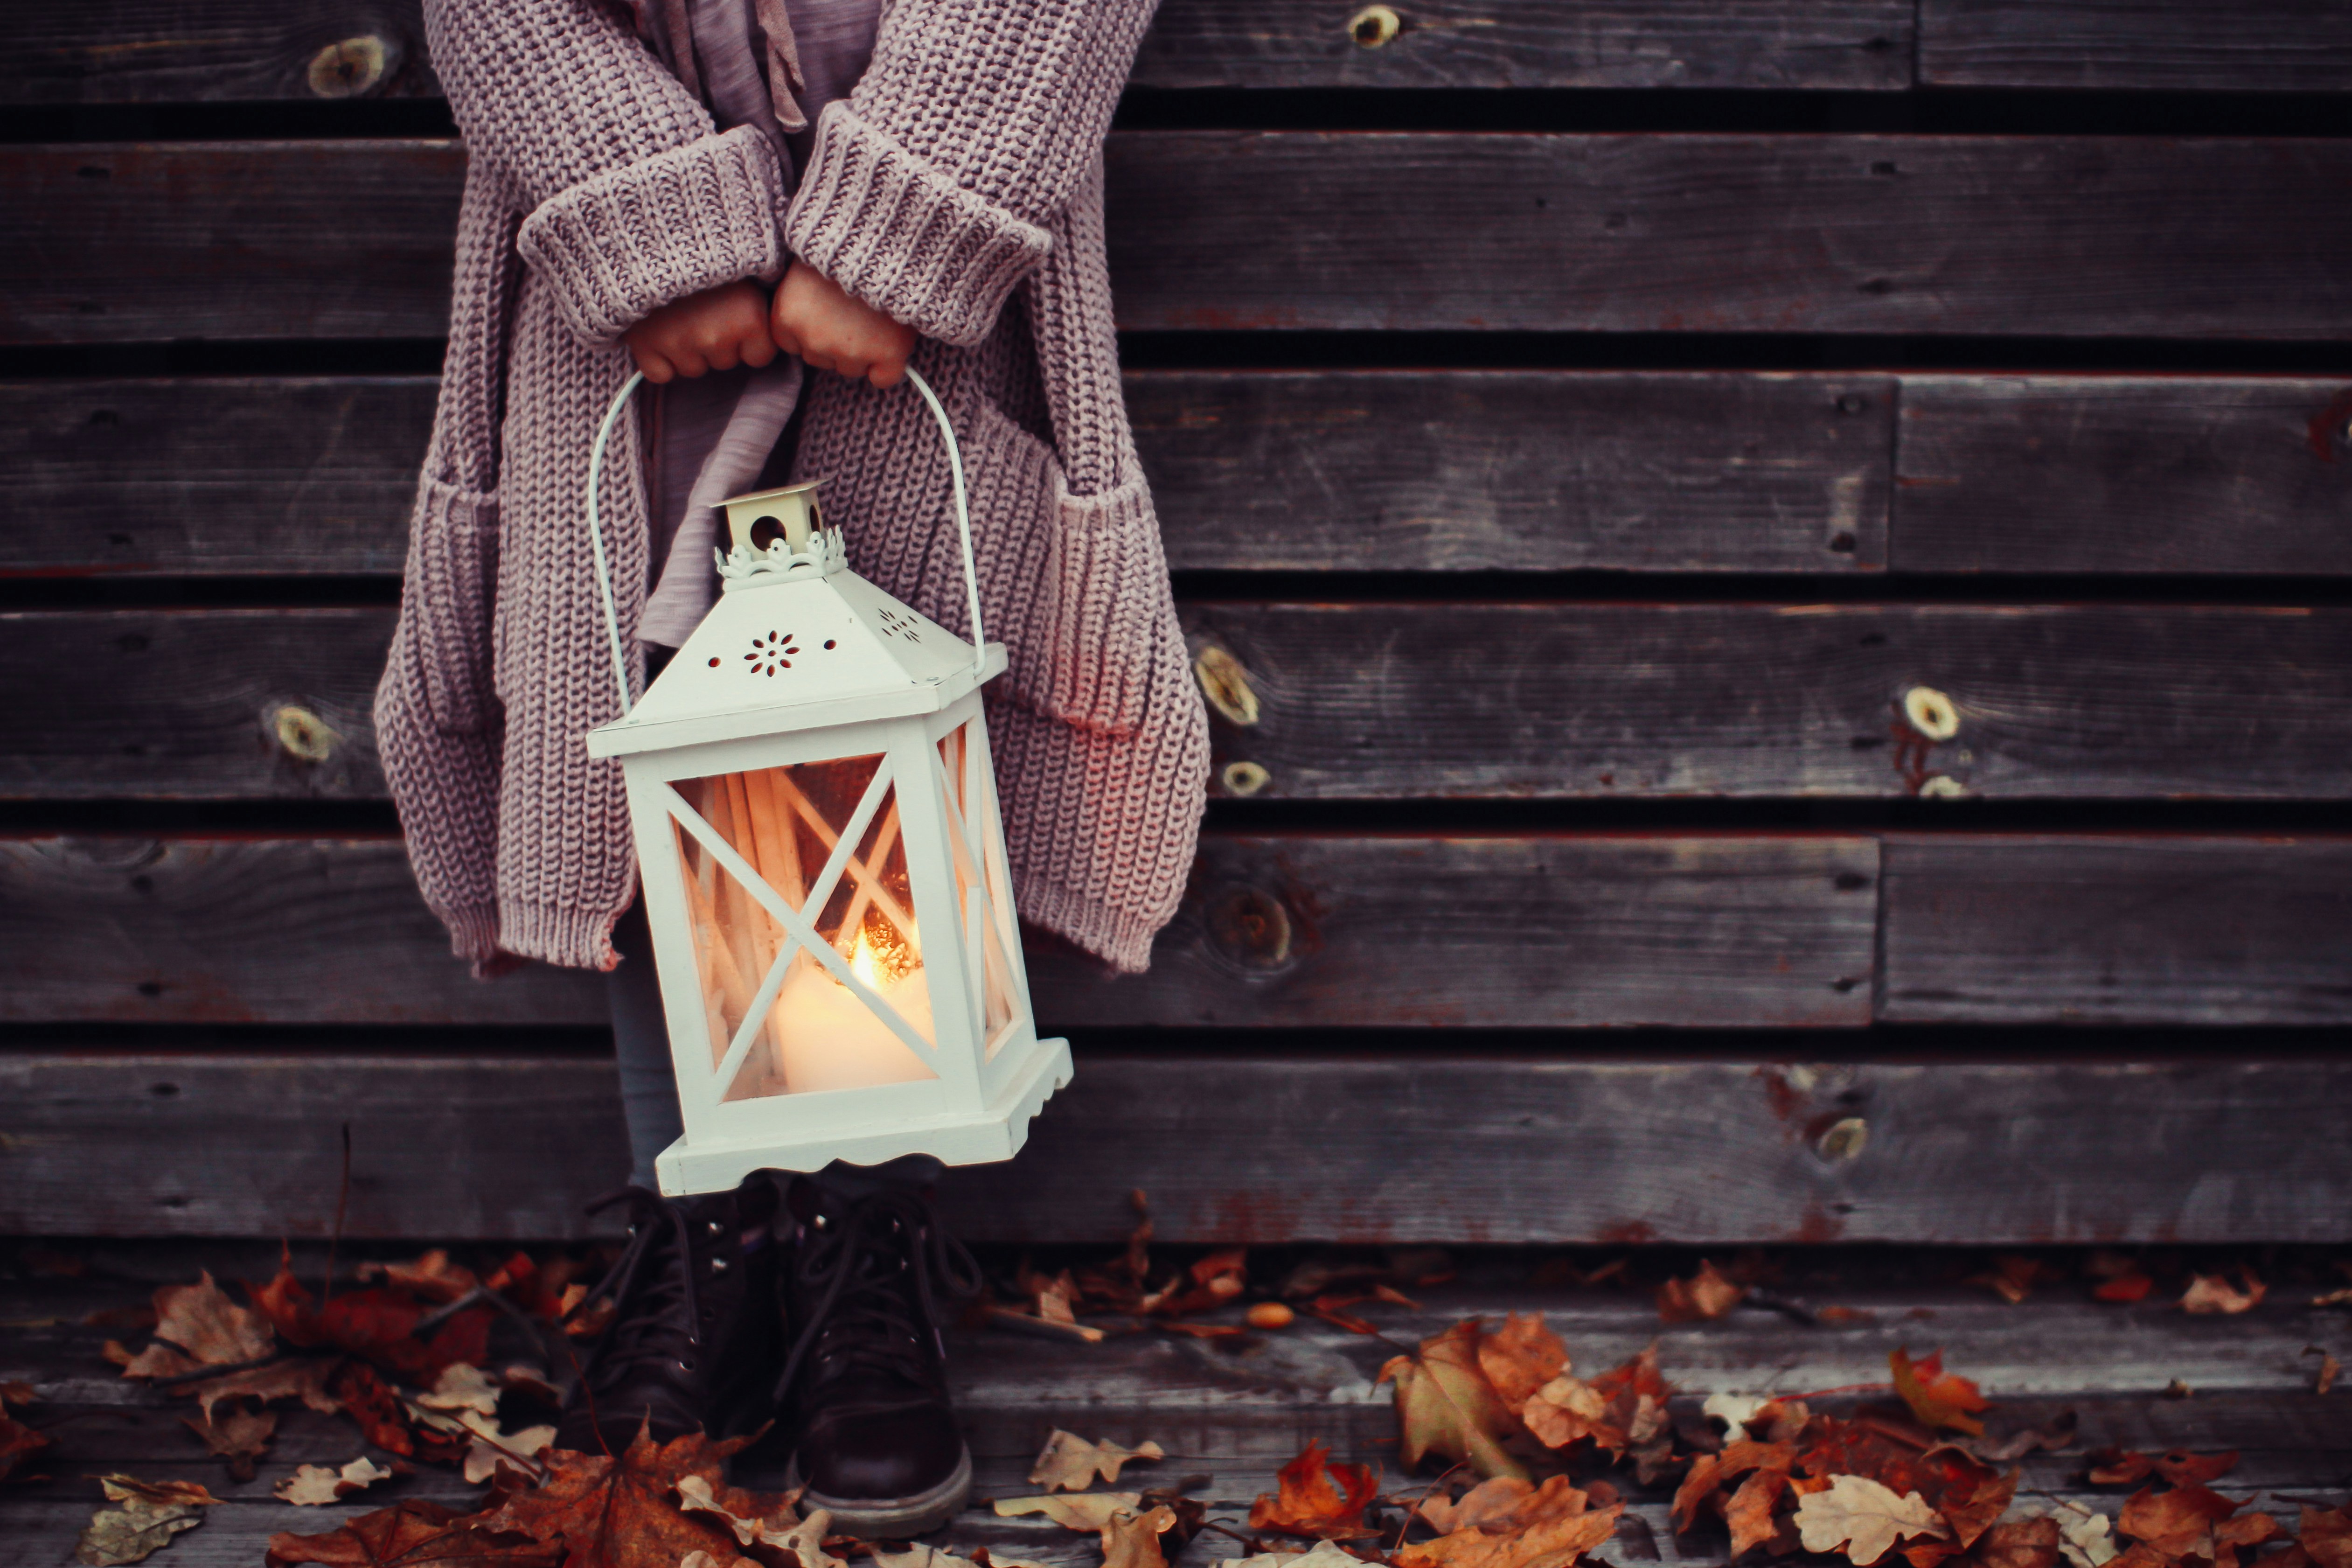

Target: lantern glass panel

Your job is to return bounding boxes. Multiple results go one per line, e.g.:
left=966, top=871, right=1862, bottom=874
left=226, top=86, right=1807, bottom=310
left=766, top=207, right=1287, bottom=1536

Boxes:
left=669, top=754, right=938, bottom=1103
left=936, top=722, right=1022, bottom=1057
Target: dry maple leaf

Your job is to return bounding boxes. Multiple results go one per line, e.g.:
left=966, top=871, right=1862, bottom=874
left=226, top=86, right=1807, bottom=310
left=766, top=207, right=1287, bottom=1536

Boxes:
left=2118, top=1483, right=2248, bottom=1557
left=1726, top=1470, right=1791, bottom=1560
left=183, top=1404, right=275, bottom=1482
left=355, top=1251, right=481, bottom=1304
left=331, top=1360, right=418, bottom=1457
left=2305, top=1348, right=2340, bottom=1396
left=995, top=1491, right=1145, bottom=1530
left=1966, top=1257, right=2047, bottom=1306
left=464, top=1422, right=557, bottom=1486
left=1029, top=1429, right=1167, bottom=1491
left=1795, top=1475, right=1951, bottom=1567
left=1671, top=1454, right=1724, bottom=1534
left=2092, top=1273, right=2155, bottom=1305
left=1476, top=1315, right=1567, bottom=1415
left=193, top=1354, right=341, bottom=1424
left=1522, top=1373, right=1615, bottom=1453
left=0, top=1392, right=51, bottom=1483
left=1249, top=1441, right=1382, bottom=1539
left=278, top=1456, right=402, bottom=1505
left=473, top=1425, right=764, bottom=1568
left=1396, top=1477, right=1620, bottom=1568
left=1381, top=1321, right=1529, bottom=1481
left=2179, top=1271, right=2265, bottom=1315
left=1103, top=1505, right=1181, bottom=1568
left=2045, top=1505, right=2116, bottom=1568
left=1656, top=1261, right=1746, bottom=1324
left=1967, top=1518, right=2063, bottom=1568
left=874, top=1547, right=988, bottom=1568
left=1892, top=1348, right=1990, bottom=1436
left=151, top=1271, right=277, bottom=1367
left=77, top=1476, right=226, bottom=1568
left=2087, top=1449, right=2237, bottom=1487
left=266, top=1498, right=564, bottom=1568
left=672, top=1472, right=807, bottom=1555
left=2299, top=1506, right=2352, bottom=1568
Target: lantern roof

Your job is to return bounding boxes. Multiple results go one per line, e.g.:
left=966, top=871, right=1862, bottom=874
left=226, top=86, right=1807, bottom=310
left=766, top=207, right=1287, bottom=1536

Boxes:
left=586, top=497, right=1002, bottom=759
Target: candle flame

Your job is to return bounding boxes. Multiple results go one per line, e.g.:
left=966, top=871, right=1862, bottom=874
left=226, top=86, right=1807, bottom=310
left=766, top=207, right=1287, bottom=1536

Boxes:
left=844, top=915, right=919, bottom=990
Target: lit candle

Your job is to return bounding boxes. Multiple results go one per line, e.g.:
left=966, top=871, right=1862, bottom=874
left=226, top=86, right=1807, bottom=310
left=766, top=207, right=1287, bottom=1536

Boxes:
left=770, top=923, right=935, bottom=1092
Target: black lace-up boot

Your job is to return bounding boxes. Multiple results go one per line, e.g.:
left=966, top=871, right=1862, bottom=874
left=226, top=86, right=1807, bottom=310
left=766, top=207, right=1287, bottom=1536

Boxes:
left=749, top=1178, right=981, bottom=1535
left=555, top=1181, right=782, bottom=1454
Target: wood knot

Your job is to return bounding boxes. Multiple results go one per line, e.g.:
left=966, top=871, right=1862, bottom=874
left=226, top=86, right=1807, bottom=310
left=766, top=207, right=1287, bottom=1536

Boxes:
left=1219, top=760, right=1270, bottom=797
left=1816, top=1117, right=1870, bottom=1163
left=1205, top=885, right=1293, bottom=971
left=1349, top=5, right=1402, bottom=47
left=272, top=704, right=341, bottom=763
left=1193, top=645, right=1260, bottom=726
left=1901, top=685, right=1959, bottom=741
left=308, top=35, right=390, bottom=98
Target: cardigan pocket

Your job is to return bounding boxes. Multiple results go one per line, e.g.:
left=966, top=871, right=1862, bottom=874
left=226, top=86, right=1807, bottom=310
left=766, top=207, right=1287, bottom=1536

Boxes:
left=409, top=475, right=503, bottom=735
left=966, top=400, right=1170, bottom=739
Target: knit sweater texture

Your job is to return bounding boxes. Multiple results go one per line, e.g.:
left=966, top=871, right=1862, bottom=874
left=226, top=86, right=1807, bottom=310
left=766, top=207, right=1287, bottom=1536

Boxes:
left=377, top=0, right=1208, bottom=976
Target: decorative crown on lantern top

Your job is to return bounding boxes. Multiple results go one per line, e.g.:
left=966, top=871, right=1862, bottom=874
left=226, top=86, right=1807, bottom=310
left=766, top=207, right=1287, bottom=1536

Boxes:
left=589, top=481, right=1006, bottom=760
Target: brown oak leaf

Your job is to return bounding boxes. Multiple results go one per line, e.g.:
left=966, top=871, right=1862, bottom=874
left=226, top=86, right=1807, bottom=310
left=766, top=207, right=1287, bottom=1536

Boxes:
left=1726, top=1470, right=1790, bottom=1560
left=2179, top=1271, right=2265, bottom=1315
left=1523, top=1373, right=1615, bottom=1454
left=2118, top=1483, right=2247, bottom=1558
left=182, top=1404, right=275, bottom=1482
left=152, top=1271, right=276, bottom=1366
left=1028, top=1429, right=1166, bottom=1491
left=1893, top=1348, right=1990, bottom=1436
left=1963, top=1518, right=2063, bottom=1568
left=1795, top=1475, right=1950, bottom=1567
left=1101, top=1505, right=1179, bottom=1568
left=2297, top=1506, right=2351, bottom=1568
left=278, top=1457, right=402, bottom=1505
left=1656, top=1261, right=1746, bottom=1324
left=1477, top=1314, right=1568, bottom=1415
left=1671, top=1454, right=1723, bottom=1534
left=473, top=1426, right=760, bottom=1568
left=1248, top=1441, right=1381, bottom=1539
left=1381, top=1321, right=1528, bottom=1480
left=2087, top=1450, right=2237, bottom=1487
left=994, top=1492, right=1144, bottom=1531
left=1396, top=1477, right=1619, bottom=1568
left=191, top=1354, right=341, bottom=1424
left=266, top=1498, right=564, bottom=1567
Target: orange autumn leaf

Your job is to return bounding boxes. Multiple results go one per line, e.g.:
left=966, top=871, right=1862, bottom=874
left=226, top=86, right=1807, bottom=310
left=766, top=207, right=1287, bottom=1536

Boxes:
left=1726, top=1470, right=1790, bottom=1560
left=1381, top=1321, right=1529, bottom=1480
left=2119, top=1484, right=2249, bottom=1558
left=2092, top=1272, right=2156, bottom=1304
left=2299, top=1506, right=2352, bottom=1568
left=1936, top=1466, right=2019, bottom=1551
left=2088, top=1448, right=2238, bottom=1486
left=1891, top=1347, right=1990, bottom=1436
left=1249, top=1441, right=1381, bottom=1540
left=1398, top=1477, right=1620, bottom=1568
left=1477, top=1314, right=1567, bottom=1415
left=2179, top=1271, right=2265, bottom=1315
left=1656, top=1260, right=1745, bottom=1324
left=0, top=1395, right=50, bottom=1484
left=1964, top=1518, right=2063, bottom=1568
left=474, top=1425, right=783, bottom=1568
left=266, top=1498, right=562, bottom=1568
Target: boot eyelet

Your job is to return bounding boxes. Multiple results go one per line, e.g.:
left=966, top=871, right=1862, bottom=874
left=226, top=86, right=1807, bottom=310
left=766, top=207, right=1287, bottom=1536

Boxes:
left=707, top=1220, right=724, bottom=1235
left=679, top=1359, right=696, bottom=1373
left=711, top=1256, right=729, bottom=1274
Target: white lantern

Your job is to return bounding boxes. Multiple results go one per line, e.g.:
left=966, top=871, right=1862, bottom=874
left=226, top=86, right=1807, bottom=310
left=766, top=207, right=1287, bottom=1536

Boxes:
left=579, top=370, right=1070, bottom=1195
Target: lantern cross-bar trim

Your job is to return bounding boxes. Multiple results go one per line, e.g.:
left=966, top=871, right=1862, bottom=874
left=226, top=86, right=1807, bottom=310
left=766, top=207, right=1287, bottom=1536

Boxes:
left=580, top=368, right=1072, bottom=1193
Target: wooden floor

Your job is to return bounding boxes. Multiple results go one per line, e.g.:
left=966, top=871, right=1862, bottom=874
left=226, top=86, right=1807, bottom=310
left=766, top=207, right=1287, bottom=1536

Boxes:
left=3, top=1242, right=2345, bottom=1566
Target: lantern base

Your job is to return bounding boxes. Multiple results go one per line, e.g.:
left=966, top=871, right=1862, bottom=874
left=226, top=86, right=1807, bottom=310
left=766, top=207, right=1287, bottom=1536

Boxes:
left=651, top=1037, right=1073, bottom=1196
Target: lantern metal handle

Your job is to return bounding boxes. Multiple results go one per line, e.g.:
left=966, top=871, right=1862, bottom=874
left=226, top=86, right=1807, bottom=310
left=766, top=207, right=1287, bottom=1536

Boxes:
left=585, top=362, right=988, bottom=716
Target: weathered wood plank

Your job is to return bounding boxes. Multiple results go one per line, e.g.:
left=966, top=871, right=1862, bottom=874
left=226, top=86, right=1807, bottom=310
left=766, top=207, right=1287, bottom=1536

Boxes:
left=16, top=137, right=2352, bottom=343
left=1893, top=376, right=2352, bottom=575
left=0, top=1, right=1913, bottom=104
left=1132, top=0, right=1914, bottom=91
left=0, top=372, right=1894, bottom=577
left=0, top=2, right=438, bottom=104
left=0, top=833, right=1879, bottom=1028
left=1881, top=835, right=2352, bottom=1025
left=9, top=1053, right=2352, bottom=1242
left=1920, top=0, right=2352, bottom=91
left=13, top=605, right=2352, bottom=801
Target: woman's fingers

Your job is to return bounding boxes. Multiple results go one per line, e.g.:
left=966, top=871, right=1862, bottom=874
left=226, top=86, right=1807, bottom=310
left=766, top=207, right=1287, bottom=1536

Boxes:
left=739, top=330, right=778, bottom=370
left=632, top=346, right=676, bottom=384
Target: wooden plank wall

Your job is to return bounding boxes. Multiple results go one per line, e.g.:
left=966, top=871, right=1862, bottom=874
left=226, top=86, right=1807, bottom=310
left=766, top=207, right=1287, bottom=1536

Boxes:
left=3, top=1, right=2349, bottom=1245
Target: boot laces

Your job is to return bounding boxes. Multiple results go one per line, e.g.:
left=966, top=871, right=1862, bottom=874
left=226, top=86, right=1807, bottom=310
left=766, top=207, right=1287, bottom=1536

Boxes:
left=568, top=1187, right=708, bottom=1387
left=776, top=1188, right=981, bottom=1402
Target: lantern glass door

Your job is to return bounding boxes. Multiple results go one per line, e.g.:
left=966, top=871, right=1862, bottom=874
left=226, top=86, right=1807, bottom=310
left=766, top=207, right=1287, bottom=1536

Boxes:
left=936, top=720, right=1024, bottom=1059
left=668, top=754, right=937, bottom=1103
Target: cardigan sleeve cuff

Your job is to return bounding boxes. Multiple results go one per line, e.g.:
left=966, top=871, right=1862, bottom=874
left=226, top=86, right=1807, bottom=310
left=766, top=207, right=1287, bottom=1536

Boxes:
left=785, top=103, right=1053, bottom=348
left=518, top=125, right=788, bottom=346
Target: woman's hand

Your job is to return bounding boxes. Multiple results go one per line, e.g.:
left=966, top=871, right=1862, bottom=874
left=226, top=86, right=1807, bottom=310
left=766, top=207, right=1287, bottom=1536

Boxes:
left=625, top=280, right=778, bottom=383
left=771, top=261, right=917, bottom=388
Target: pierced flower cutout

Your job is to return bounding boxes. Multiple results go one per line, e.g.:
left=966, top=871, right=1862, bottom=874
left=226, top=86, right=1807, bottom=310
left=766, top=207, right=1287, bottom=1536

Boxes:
left=744, top=629, right=800, bottom=676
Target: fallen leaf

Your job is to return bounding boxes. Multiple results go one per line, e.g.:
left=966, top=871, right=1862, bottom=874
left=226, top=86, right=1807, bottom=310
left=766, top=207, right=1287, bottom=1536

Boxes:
left=1215, top=1542, right=1365, bottom=1568
left=464, top=1424, right=556, bottom=1486
left=1819, top=1305, right=1881, bottom=1326
left=1967, top=1257, right=2047, bottom=1306
left=2298, top=1506, right=2351, bottom=1568
left=1704, top=1394, right=1771, bottom=1438
left=265, top=1498, right=563, bottom=1567
left=2179, top=1272, right=2265, bottom=1315
left=2087, top=1449, right=2237, bottom=1486
left=1526, top=1343, right=1671, bottom=1460
left=277, top=1456, right=401, bottom=1506
left=1381, top=1322, right=1529, bottom=1481
left=1249, top=1441, right=1381, bottom=1539
left=2092, top=1274, right=2155, bottom=1305
left=1965, top=1412, right=2077, bottom=1463
left=672, top=1471, right=805, bottom=1552
left=1477, top=1315, right=1568, bottom=1415
left=1395, top=1477, right=1619, bottom=1568
left=149, top=1272, right=276, bottom=1368
left=1523, top=1373, right=1615, bottom=1454
left=1966, top=1517, right=2062, bottom=1568
left=355, top=1251, right=480, bottom=1305
left=2118, top=1483, right=2246, bottom=1557
left=1103, top=1505, right=1180, bottom=1568
left=331, top=1361, right=416, bottom=1457
left=1794, top=1475, right=1951, bottom=1567
left=1, top=1392, right=52, bottom=1483
left=1671, top=1453, right=1723, bottom=1534
left=2046, top=1506, right=2116, bottom=1568
left=412, top=1363, right=502, bottom=1419
left=473, top=1426, right=767, bottom=1568
left=77, top=1498, right=204, bottom=1566
left=182, top=1405, right=275, bottom=1482
left=187, top=1355, right=341, bottom=1425
left=98, top=1476, right=228, bottom=1508
left=1029, top=1429, right=1166, bottom=1491
left=1726, top=1470, right=1789, bottom=1559
left=1657, top=1261, right=1746, bottom=1324
left=996, top=1492, right=1145, bottom=1530
left=2306, top=1347, right=2340, bottom=1396
left=876, top=1547, right=985, bottom=1568
left=1936, top=1465, right=2019, bottom=1550
left=1892, top=1348, right=1990, bottom=1436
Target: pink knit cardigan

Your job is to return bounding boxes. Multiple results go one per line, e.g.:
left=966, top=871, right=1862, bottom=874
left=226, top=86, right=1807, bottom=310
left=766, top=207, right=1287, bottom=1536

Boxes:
left=376, top=0, right=1208, bottom=976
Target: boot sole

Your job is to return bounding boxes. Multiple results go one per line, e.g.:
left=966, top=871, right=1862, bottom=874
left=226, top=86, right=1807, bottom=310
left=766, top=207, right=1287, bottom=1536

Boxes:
left=787, top=1444, right=973, bottom=1538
